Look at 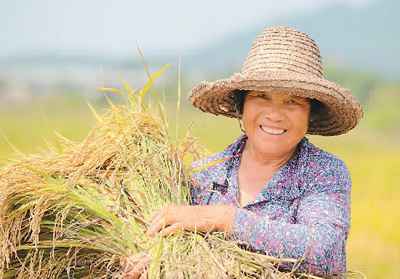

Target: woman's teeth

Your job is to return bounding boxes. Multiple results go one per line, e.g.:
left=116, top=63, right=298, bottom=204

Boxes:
left=259, top=125, right=287, bottom=135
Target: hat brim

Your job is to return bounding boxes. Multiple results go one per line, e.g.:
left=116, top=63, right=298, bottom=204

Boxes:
left=189, top=71, right=363, bottom=136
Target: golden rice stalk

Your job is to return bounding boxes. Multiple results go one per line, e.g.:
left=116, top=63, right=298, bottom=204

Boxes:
left=0, top=66, right=361, bottom=279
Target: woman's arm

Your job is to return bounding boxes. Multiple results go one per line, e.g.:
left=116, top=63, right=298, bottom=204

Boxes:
left=231, top=191, right=349, bottom=276
left=230, top=160, right=351, bottom=276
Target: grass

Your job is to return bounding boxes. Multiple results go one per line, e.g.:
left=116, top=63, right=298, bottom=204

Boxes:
left=0, top=86, right=399, bottom=278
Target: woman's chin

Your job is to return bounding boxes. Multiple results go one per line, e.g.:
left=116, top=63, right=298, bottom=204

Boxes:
left=252, top=138, right=284, bottom=153
left=248, top=128, right=294, bottom=155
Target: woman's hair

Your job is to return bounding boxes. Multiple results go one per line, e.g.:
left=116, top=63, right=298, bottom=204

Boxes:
left=231, top=89, right=324, bottom=123
left=232, top=90, right=247, bottom=116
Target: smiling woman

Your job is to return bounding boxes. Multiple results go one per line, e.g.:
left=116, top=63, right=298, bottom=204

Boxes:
left=123, top=26, right=363, bottom=278
left=240, top=91, right=310, bottom=160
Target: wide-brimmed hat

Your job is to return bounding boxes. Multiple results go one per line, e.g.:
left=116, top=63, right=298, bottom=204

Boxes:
left=189, top=26, right=363, bottom=136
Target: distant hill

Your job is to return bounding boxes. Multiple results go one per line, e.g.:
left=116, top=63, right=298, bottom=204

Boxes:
left=1, top=0, right=398, bottom=105
left=2, top=0, right=398, bottom=79
left=182, top=0, right=399, bottom=80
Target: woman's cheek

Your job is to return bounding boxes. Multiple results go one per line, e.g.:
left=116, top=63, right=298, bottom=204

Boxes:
left=288, top=108, right=309, bottom=132
left=242, top=113, right=259, bottom=135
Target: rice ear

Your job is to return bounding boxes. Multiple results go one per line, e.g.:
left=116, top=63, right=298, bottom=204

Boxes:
left=0, top=67, right=342, bottom=278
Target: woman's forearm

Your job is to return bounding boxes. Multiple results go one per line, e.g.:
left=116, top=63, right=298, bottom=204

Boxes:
left=230, top=207, right=347, bottom=276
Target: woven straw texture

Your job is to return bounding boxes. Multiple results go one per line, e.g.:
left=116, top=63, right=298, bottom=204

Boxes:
left=189, top=26, right=363, bottom=136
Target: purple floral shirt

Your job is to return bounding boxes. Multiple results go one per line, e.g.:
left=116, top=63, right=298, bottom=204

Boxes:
left=190, top=134, right=351, bottom=277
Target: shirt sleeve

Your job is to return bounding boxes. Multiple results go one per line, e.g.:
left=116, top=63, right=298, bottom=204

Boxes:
left=229, top=158, right=351, bottom=277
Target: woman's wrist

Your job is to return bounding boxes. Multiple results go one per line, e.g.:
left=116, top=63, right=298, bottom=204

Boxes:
left=211, top=204, right=236, bottom=233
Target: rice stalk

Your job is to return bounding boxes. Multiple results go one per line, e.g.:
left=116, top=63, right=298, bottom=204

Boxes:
left=0, top=65, right=363, bottom=279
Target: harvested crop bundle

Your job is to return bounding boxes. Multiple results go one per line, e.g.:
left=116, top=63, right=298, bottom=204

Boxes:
left=1, top=68, right=351, bottom=278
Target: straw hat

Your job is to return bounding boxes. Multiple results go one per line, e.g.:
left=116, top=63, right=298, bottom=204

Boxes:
left=189, top=26, right=363, bottom=136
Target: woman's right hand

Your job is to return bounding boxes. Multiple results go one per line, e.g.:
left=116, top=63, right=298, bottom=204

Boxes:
left=120, top=252, right=151, bottom=279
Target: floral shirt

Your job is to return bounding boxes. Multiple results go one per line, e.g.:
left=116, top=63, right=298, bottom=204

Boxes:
left=189, top=134, right=351, bottom=277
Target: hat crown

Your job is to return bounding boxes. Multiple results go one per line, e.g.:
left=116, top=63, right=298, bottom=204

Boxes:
left=241, top=26, right=324, bottom=78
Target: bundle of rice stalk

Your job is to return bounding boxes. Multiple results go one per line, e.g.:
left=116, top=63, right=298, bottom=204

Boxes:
left=0, top=65, right=355, bottom=279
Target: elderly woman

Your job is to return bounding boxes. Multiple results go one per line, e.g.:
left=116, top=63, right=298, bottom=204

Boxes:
left=124, top=26, right=363, bottom=278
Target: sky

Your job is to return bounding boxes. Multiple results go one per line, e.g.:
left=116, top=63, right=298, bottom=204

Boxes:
left=1, top=0, right=371, bottom=58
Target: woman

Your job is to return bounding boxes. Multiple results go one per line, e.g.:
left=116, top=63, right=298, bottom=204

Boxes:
left=123, top=26, right=363, bottom=278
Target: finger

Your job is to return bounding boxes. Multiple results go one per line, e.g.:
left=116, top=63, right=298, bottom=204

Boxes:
left=145, top=209, right=165, bottom=235
left=146, top=215, right=167, bottom=237
left=149, top=209, right=164, bottom=223
left=149, top=205, right=172, bottom=226
left=147, top=205, right=176, bottom=237
left=123, top=263, right=142, bottom=279
left=159, top=222, right=184, bottom=237
left=139, top=269, right=148, bottom=279
left=122, top=254, right=151, bottom=279
left=120, top=256, right=128, bottom=271
left=121, top=253, right=147, bottom=271
left=138, top=254, right=151, bottom=266
left=123, top=268, right=141, bottom=279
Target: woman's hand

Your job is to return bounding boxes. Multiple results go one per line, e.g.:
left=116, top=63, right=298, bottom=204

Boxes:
left=146, top=205, right=236, bottom=237
left=121, top=252, right=151, bottom=279
left=121, top=205, right=235, bottom=277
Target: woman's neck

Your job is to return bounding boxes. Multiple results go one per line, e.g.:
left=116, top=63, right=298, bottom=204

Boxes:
left=242, top=140, right=297, bottom=170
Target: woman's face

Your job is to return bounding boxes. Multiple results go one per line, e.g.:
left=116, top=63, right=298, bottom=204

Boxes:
left=241, top=90, right=311, bottom=157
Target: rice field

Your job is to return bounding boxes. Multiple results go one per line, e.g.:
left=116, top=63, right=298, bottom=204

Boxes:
left=0, top=94, right=399, bottom=278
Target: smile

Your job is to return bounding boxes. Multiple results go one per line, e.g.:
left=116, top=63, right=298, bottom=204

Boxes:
left=259, top=125, right=287, bottom=135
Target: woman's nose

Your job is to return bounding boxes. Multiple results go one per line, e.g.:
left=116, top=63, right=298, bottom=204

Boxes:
left=263, top=106, right=285, bottom=122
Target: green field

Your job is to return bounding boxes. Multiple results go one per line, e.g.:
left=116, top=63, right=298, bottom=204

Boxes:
left=1, top=93, right=399, bottom=278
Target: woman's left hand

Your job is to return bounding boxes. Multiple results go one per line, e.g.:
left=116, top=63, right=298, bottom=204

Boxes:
left=121, top=252, right=150, bottom=279
left=146, top=205, right=236, bottom=237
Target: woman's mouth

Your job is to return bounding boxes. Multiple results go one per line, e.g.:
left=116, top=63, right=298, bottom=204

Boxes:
left=259, top=125, right=287, bottom=135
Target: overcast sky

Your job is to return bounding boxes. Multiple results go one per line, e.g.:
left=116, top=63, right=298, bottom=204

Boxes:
left=1, top=0, right=371, bottom=58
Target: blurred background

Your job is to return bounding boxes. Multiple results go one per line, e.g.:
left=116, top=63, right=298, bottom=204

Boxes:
left=1, top=0, right=399, bottom=277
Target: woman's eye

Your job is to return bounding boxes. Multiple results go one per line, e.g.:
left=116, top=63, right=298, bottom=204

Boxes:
left=287, top=99, right=299, bottom=105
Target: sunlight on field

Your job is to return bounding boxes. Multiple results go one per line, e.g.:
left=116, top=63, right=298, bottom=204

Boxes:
left=0, top=97, right=98, bottom=163
left=1, top=98, right=399, bottom=278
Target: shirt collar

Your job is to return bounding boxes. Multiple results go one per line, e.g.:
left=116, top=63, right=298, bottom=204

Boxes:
left=220, top=134, right=310, bottom=203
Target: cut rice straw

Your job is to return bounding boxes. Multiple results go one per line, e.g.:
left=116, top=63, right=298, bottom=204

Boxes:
left=0, top=65, right=365, bottom=279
